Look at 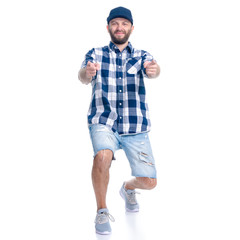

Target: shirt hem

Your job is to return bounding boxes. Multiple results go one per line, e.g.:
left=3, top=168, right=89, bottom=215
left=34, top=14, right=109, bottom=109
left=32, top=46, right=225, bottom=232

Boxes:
left=88, top=122, right=150, bottom=136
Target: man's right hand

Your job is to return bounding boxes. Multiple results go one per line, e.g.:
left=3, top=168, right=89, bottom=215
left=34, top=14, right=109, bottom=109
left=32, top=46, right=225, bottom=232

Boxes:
left=86, top=61, right=100, bottom=78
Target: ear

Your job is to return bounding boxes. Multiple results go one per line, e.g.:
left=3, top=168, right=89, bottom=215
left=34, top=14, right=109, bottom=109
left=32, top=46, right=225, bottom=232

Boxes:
left=106, top=25, right=109, bottom=33
left=131, top=25, right=134, bottom=33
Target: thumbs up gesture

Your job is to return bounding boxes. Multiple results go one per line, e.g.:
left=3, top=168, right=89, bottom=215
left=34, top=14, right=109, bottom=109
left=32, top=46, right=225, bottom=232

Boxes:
left=143, top=60, right=160, bottom=78
left=86, top=61, right=100, bottom=78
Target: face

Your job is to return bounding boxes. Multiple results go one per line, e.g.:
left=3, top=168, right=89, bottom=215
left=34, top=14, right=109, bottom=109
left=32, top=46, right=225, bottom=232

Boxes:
left=107, top=18, right=134, bottom=45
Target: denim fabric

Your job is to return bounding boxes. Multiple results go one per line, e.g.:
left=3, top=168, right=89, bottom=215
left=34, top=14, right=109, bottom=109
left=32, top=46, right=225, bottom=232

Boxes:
left=89, top=124, right=157, bottom=178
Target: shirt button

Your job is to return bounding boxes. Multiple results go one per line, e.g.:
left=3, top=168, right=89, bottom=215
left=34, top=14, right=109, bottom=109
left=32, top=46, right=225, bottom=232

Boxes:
left=119, top=116, right=122, bottom=119
left=119, top=77, right=121, bottom=79
left=119, top=102, right=122, bottom=106
left=119, top=90, right=122, bottom=93
left=118, top=66, right=121, bottom=69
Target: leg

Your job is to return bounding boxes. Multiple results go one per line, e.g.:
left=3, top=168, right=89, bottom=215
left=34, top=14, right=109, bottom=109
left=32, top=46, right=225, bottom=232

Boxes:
left=119, top=177, right=157, bottom=212
left=125, top=177, right=157, bottom=190
left=122, top=133, right=157, bottom=191
left=91, top=149, right=113, bottom=211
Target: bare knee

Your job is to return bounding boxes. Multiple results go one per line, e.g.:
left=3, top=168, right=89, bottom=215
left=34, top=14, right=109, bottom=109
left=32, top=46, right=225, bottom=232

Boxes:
left=137, top=177, right=157, bottom=190
left=93, top=149, right=113, bottom=172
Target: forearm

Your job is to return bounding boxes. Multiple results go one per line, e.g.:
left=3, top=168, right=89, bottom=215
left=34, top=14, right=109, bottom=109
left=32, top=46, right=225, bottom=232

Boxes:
left=78, top=68, right=92, bottom=85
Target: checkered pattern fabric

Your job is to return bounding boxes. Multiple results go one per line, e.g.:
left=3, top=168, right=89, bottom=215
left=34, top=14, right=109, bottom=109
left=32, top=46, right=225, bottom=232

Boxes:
left=81, top=42, right=154, bottom=135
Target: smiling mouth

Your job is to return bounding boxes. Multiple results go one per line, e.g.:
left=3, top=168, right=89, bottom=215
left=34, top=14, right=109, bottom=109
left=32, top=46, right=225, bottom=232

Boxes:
left=115, top=31, right=125, bottom=35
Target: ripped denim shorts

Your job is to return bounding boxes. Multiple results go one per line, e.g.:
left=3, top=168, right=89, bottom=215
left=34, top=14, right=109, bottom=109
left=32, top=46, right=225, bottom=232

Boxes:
left=89, top=124, right=157, bottom=179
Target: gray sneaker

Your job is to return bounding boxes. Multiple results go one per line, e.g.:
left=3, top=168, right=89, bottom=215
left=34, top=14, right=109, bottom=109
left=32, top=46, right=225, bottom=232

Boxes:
left=95, top=208, right=115, bottom=235
left=119, top=183, right=140, bottom=212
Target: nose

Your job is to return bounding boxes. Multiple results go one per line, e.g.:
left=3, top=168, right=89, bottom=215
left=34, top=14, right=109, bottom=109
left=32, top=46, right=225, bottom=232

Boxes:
left=116, top=24, right=123, bottom=31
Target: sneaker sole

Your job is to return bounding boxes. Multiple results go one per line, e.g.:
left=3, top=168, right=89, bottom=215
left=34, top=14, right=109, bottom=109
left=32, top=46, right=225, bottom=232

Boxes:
left=96, top=230, right=111, bottom=235
left=119, top=189, right=139, bottom=212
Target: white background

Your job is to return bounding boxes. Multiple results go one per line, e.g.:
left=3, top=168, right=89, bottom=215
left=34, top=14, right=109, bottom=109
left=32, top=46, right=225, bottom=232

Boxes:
left=0, top=0, right=239, bottom=239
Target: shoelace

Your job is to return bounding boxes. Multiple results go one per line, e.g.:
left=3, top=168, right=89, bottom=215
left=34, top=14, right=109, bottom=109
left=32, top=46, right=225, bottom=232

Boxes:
left=126, top=190, right=140, bottom=204
left=95, top=212, right=115, bottom=224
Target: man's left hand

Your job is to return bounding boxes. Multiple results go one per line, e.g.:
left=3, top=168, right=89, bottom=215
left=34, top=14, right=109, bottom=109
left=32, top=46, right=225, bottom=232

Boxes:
left=144, top=60, right=160, bottom=78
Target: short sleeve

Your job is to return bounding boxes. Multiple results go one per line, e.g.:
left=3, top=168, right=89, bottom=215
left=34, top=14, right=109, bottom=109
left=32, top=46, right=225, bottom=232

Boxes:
left=81, top=48, right=96, bottom=69
left=141, top=51, right=154, bottom=78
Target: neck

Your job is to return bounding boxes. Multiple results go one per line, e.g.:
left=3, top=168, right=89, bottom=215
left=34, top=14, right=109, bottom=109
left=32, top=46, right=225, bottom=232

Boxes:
left=113, top=41, right=129, bottom=52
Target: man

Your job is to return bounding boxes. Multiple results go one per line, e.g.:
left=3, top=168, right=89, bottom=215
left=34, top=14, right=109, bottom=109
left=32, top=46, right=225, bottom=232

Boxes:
left=78, top=6, right=160, bottom=235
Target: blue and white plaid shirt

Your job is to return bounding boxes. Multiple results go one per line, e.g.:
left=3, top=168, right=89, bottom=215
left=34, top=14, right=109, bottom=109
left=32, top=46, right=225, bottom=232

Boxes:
left=81, top=42, right=154, bottom=135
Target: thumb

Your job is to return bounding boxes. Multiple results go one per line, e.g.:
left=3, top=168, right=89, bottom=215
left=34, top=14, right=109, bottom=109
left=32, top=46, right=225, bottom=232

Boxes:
left=144, top=61, right=151, bottom=68
left=94, top=63, right=100, bottom=71
left=87, top=61, right=94, bottom=67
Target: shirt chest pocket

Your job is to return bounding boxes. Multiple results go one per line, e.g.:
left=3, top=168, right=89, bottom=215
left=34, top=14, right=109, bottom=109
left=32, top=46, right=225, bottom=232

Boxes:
left=126, top=57, right=142, bottom=75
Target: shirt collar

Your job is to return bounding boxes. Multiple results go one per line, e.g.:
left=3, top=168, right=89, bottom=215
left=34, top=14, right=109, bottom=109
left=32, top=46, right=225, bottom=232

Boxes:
left=109, top=41, right=133, bottom=53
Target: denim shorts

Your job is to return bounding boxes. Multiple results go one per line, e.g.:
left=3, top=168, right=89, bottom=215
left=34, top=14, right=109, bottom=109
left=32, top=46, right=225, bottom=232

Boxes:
left=89, top=124, right=157, bottom=178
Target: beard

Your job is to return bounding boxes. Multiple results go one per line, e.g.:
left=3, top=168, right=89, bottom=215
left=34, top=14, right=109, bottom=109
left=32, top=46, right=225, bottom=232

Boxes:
left=109, top=29, right=132, bottom=45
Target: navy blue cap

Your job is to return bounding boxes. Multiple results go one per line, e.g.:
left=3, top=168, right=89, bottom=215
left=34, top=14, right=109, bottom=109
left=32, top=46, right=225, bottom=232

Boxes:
left=107, top=7, right=133, bottom=25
